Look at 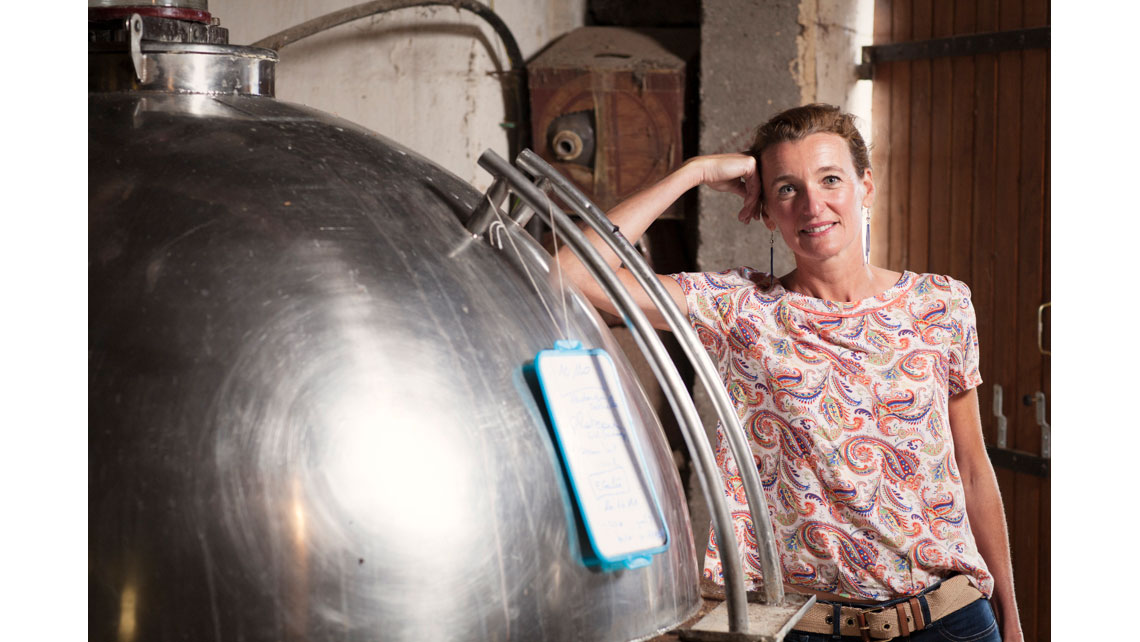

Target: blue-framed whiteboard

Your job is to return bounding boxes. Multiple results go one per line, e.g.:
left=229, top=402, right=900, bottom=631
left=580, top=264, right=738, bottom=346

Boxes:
left=529, top=343, right=669, bottom=571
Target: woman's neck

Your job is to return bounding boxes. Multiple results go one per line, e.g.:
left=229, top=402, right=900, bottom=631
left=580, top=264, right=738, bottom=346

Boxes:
left=781, top=261, right=896, bottom=303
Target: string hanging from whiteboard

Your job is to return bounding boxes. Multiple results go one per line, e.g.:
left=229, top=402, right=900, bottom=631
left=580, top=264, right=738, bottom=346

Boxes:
left=486, top=193, right=567, bottom=337
left=543, top=188, right=571, bottom=337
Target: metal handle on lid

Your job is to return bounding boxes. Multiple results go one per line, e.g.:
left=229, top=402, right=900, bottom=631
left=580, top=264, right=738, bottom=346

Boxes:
left=515, top=149, right=785, bottom=606
left=129, top=14, right=146, bottom=82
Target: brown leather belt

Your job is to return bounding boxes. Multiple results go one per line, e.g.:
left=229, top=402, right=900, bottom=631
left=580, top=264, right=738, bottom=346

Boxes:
left=793, top=575, right=982, bottom=641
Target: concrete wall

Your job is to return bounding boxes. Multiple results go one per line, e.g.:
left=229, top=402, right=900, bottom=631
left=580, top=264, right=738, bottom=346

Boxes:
left=697, top=0, right=873, bottom=274
left=211, top=0, right=587, bottom=190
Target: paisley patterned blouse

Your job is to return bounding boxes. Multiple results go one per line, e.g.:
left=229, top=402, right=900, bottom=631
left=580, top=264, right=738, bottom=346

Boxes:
left=669, top=268, right=993, bottom=601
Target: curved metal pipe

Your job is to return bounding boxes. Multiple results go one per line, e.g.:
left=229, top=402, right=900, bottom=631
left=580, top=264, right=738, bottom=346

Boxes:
left=250, top=0, right=529, bottom=157
left=477, top=150, right=751, bottom=633
left=516, top=149, right=785, bottom=607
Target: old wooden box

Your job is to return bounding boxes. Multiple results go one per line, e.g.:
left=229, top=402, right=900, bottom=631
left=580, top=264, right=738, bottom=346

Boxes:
left=528, top=27, right=686, bottom=216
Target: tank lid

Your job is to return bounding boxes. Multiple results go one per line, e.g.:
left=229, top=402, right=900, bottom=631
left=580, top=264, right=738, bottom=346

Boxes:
left=90, top=40, right=277, bottom=96
left=90, top=10, right=275, bottom=97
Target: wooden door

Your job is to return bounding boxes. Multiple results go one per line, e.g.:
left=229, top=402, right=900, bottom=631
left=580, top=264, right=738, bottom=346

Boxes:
left=868, top=1, right=1050, bottom=638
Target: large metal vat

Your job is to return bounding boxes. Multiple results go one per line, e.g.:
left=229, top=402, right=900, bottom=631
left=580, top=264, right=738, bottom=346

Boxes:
left=88, top=5, right=699, bottom=641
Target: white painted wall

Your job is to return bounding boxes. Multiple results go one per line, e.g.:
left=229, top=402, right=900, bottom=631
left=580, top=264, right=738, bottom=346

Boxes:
left=211, top=0, right=587, bottom=189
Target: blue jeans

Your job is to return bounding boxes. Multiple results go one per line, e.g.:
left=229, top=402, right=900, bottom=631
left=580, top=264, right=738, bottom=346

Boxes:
left=786, top=598, right=1000, bottom=642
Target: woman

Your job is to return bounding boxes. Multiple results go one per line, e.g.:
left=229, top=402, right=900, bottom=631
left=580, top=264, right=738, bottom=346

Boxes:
left=558, top=104, right=1022, bottom=641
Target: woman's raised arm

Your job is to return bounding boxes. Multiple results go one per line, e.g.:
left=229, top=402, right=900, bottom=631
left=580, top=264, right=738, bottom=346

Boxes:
left=555, top=153, right=761, bottom=331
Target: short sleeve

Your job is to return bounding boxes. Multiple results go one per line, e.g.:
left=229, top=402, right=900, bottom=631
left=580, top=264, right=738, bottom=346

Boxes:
left=667, top=270, right=739, bottom=372
left=947, top=279, right=983, bottom=395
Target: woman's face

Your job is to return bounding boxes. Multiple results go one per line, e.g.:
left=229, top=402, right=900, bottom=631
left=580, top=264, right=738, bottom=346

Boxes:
left=759, top=132, right=874, bottom=266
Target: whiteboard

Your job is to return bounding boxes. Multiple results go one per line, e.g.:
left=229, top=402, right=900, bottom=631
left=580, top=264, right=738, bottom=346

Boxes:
left=533, top=347, right=668, bottom=567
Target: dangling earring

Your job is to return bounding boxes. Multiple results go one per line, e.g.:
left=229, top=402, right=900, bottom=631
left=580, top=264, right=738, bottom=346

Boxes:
left=862, top=206, right=871, bottom=266
left=769, top=231, right=775, bottom=275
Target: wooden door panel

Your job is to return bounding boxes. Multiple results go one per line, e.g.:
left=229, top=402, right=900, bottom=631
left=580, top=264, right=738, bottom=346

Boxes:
left=870, top=0, right=1049, bottom=636
left=906, top=0, right=932, bottom=273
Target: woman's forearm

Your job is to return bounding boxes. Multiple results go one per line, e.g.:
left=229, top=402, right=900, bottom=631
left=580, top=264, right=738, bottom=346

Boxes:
left=555, top=160, right=705, bottom=278
left=948, top=390, right=1023, bottom=641
left=554, top=154, right=758, bottom=300
left=547, top=154, right=758, bottom=325
left=962, top=461, right=1021, bottom=639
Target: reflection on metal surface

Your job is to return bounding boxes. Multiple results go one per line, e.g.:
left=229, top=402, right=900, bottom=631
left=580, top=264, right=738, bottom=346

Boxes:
left=117, top=582, right=137, bottom=642
left=291, top=478, right=306, bottom=545
left=289, top=476, right=311, bottom=639
left=89, top=41, right=276, bottom=95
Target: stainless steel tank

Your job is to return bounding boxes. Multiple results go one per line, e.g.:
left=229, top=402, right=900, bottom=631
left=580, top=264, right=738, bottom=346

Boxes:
left=88, top=5, right=699, bottom=641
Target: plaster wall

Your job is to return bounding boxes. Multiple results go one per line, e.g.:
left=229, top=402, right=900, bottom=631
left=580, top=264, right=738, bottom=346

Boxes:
left=211, top=0, right=587, bottom=190
left=688, top=0, right=873, bottom=564
left=697, top=0, right=873, bottom=275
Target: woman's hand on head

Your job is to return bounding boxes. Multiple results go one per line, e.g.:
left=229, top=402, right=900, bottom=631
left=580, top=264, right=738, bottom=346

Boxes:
left=684, top=154, right=762, bottom=224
